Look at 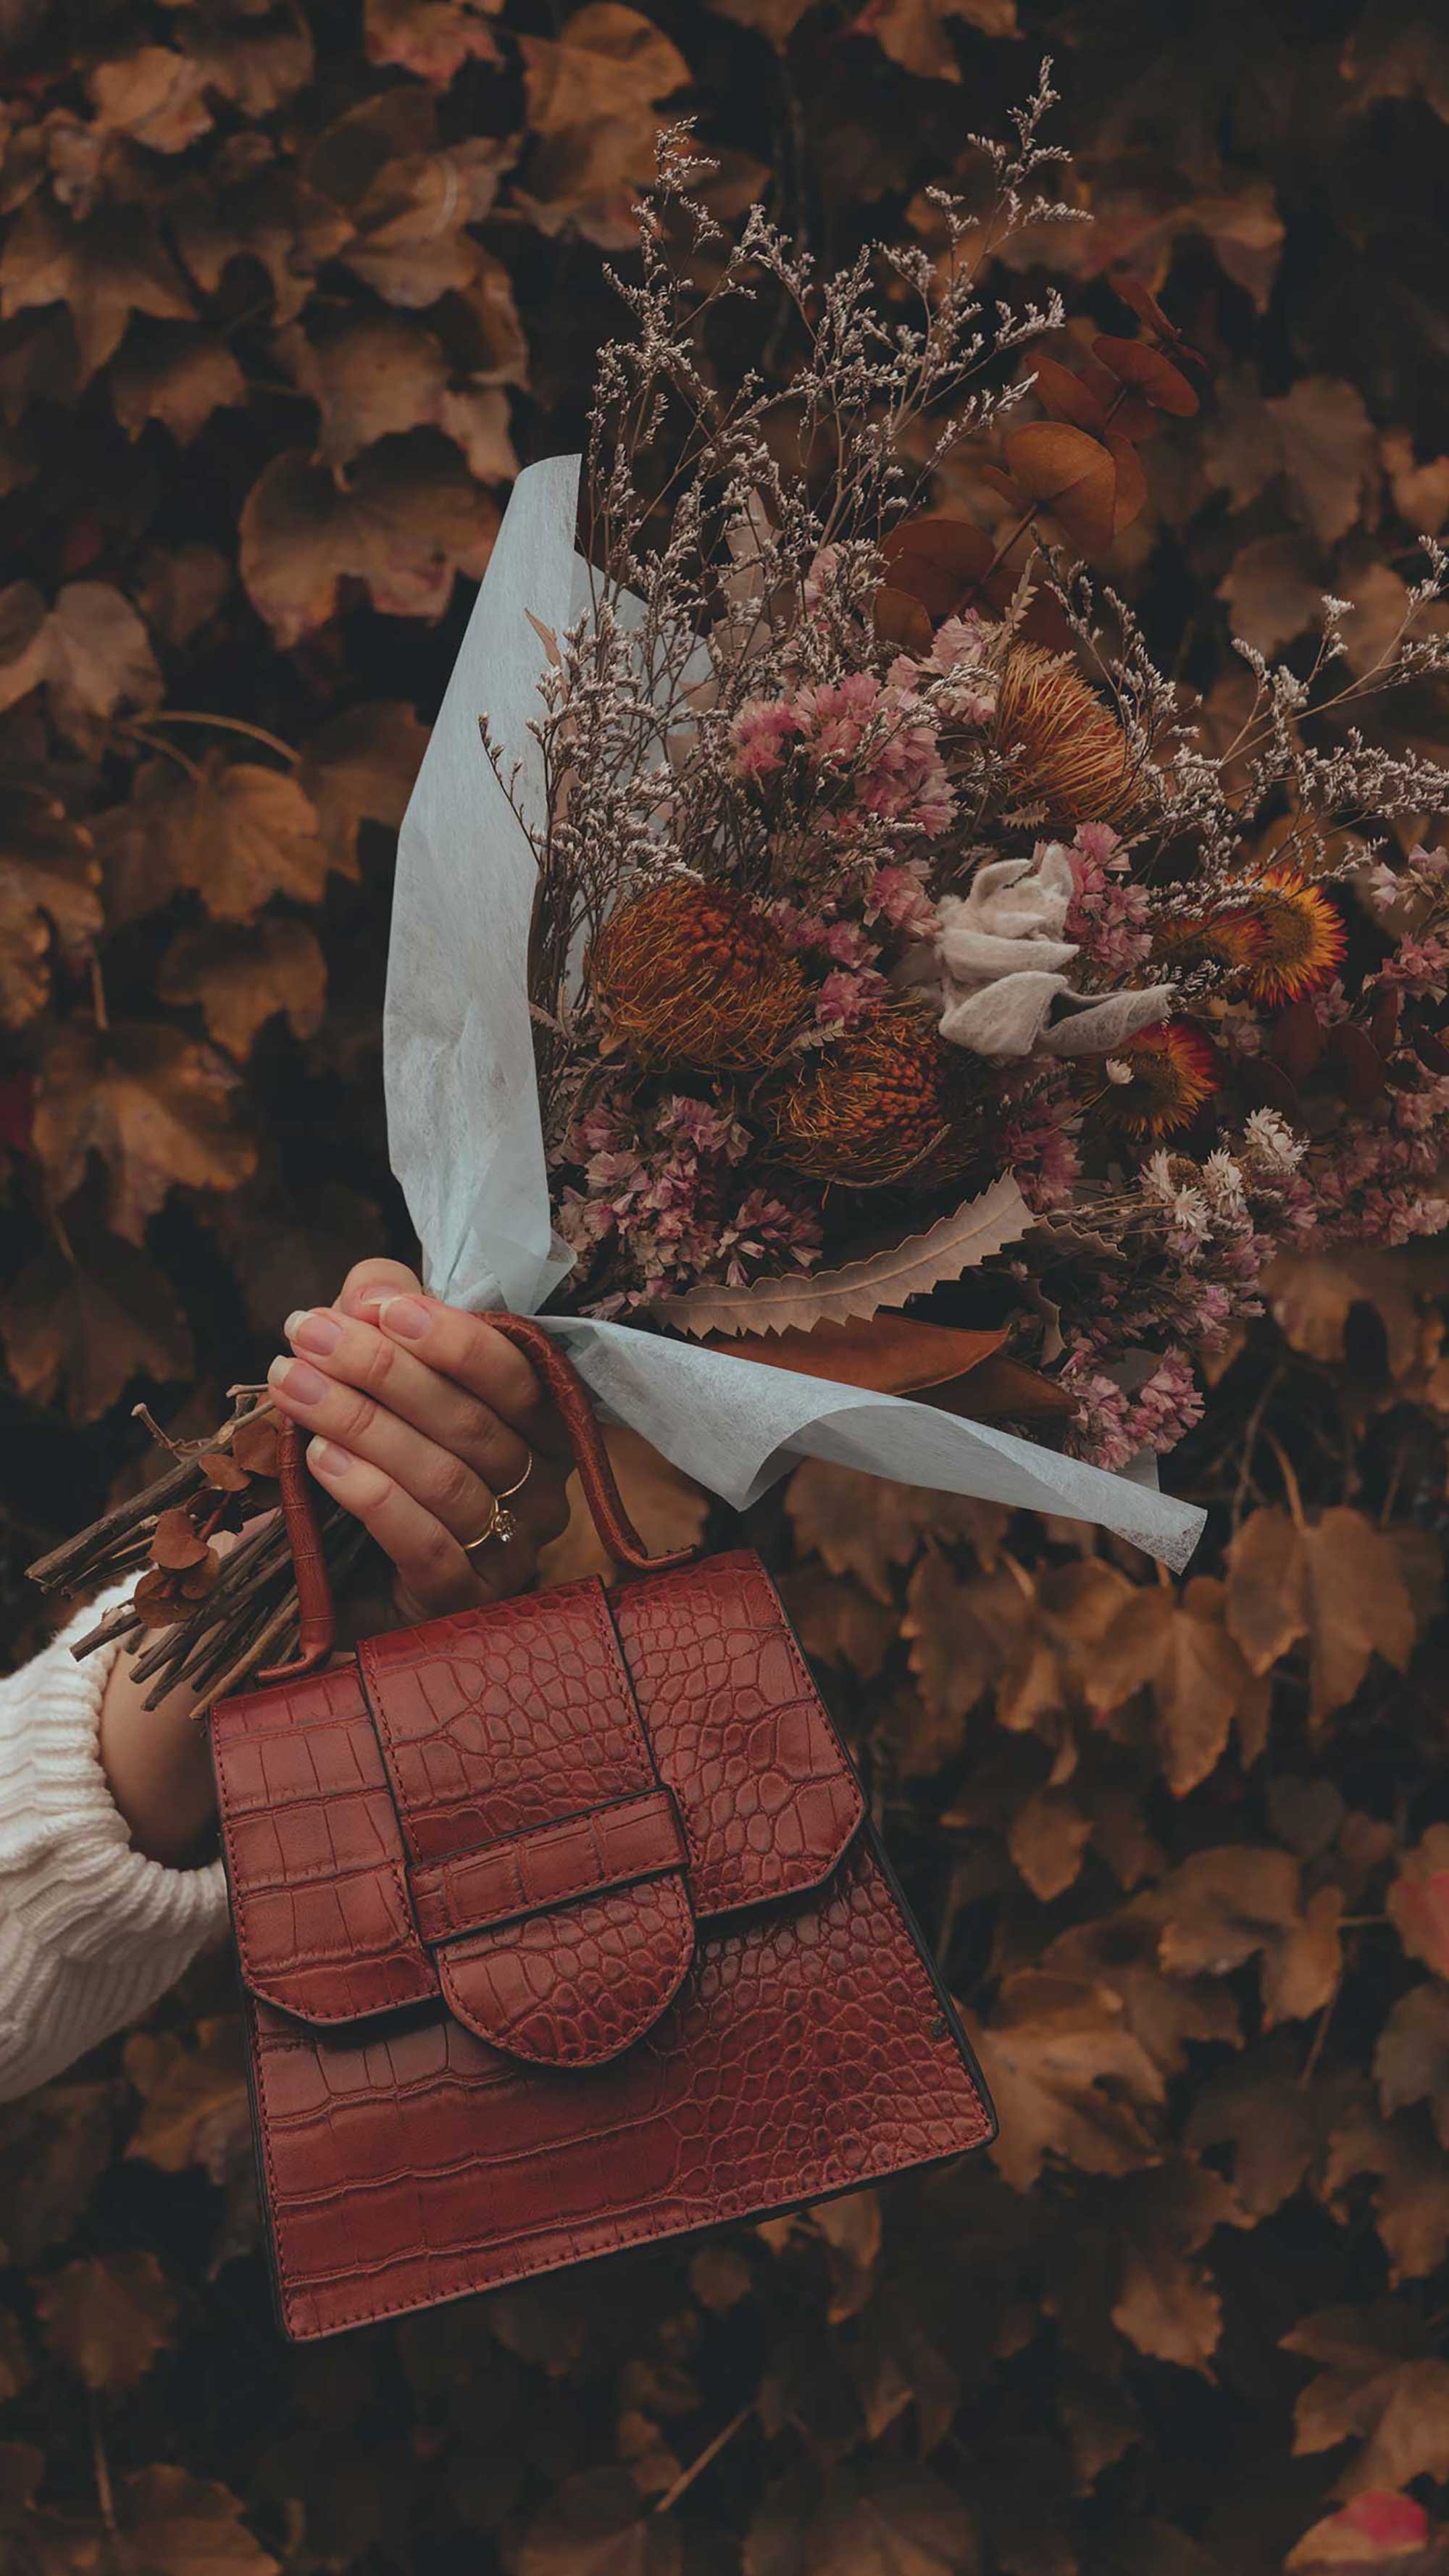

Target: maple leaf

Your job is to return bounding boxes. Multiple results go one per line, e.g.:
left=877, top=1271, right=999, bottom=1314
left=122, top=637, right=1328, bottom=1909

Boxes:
left=1266, top=376, right=1380, bottom=548
left=519, top=2467, right=681, bottom=2576
left=1224, top=1507, right=1418, bottom=1724
left=1187, top=2037, right=1355, bottom=2217
left=1150, top=1846, right=1342, bottom=2026
left=365, top=0, right=502, bottom=80
left=1376, top=1986, right=1449, bottom=2147
left=1387, top=1828, right=1449, bottom=1980
left=171, top=156, right=352, bottom=328
left=0, top=198, right=193, bottom=380
left=1287, top=2491, right=1449, bottom=2575
left=239, top=435, right=498, bottom=643
left=110, top=327, right=247, bottom=445
left=974, top=1969, right=1165, bottom=2191
left=1084, top=1572, right=1258, bottom=1794
left=746, top=2462, right=979, bottom=2576
left=1322, top=2099, right=1449, bottom=2284
left=777, top=1563, right=899, bottom=1684
left=87, top=45, right=214, bottom=153
left=101, top=752, right=334, bottom=924
left=1285, top=2304, right=1449, bottom=2497
left=1100, top=2159, right=1248, bottom=2373
left=0, top=1225, right=193, bottom=1421
left=1045, top=1904, right=1240, bottom=2076
left=710, top=0, right=819, bottom=43
left=178, top=10, right=314, bottom=116
left=159, top=917, right=327, bottom=1058
left=117, top=2467, right=280, bottom=2576
left=309, top=91, right=511, bottom=306
left=36, top=2251, right=178, bottom=2393
left=0, top=579, right=161, bottom=733
left=851, top=0, right=1018, bottom=82
left=299, top=699, right=429, bottom=873
left=0, top=2085, right=116, bottom=2266
left=517, top=7, right=692, bottom=247
left=33, top=1020, right=256, bottom=1242
left=0, top=787, right=101, bottom=1027
left=1219, top=532, right=1324, bottom=655
left=123, top=2020, right=251, bottom=2178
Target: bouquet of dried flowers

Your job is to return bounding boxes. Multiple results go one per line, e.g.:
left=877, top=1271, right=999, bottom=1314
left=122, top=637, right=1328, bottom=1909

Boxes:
left=35, top=70, right=1449, bottom=1700
left=509, top=88, right=1449, bottom=1478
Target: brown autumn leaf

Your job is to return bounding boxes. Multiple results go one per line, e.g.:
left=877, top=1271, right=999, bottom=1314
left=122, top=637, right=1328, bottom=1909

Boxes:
left=364, top=0, right=502, bottom=81
left=1287, top=2491, right=1449, bottom=2575
left=105, top=753, right=335, bottom=924
left=1265, top=1242, right=1448, bottom=1381
left=1387, top=1828, right=1449, bottom=1981
left=903, top=1547, right=1037, bottom=1739
left=777, top=1563, right=899, bottom=1684
left=134, top=540, right=232, bottom=651
left=0, top=1227, right=193, bottom=1420
left=239, top=435, right=498, bottom=645
left=1002, top=420, right=1119, bottom=551
left=277, top=310, right=455, bottom=469
left=746, top=2461, right=978, bottom=2576
left=1008, top=1787, right=1093, bottom=1902
left=177, top=8, right=314, bottom=116
left=33, top=1020, right=256, bottom=1241
left=1186, top=2039, right=1354, bottom=2217
left=0, top=790, right=101, bottom=1027
left=0, top=579, right=161, bottom=732
left=159, top=917, right=327, bottom=1058
left=786, top=1457, right=987, bottom=1599
left=87, top=44, right=215, bottom=151
left=0, top=2085, right=116, bottom=2266
left=1150, top=1846, right=1341, bottom=2026
left=299, top=699, right=430, bottom=873
left=709, top=0, right=819, bottom=43
left=1382, top=428, right=1449, bottom=536
left=171, top=154, right=352, bottom=328
left=519, top=2467, right=680, bottom=2576
left=308, top=91, right=511, bottom=306
left=1266, top=375, right=1380, bottom=549
left=1285, top=2304, right=1449, bottom=2498
left=1376, top=1986, right=1449, bottom=2147
left=1223, top=1507, right=1418, bottom=1724
left=123, top=2020, right=251, bottom=2178
left=117, top=2466, right=280, bottom=2576
left=1321, top=2100, right=1449, bottom=2284
left=517, top=7, right=691, bottom=246
left=973, top=1970, right=1164, bottom=2191
left=1104, top=2159, right=1246, bottom=2374
left=1083, top=1573, right=1257, bottom=1794
left=1045, top=1906, right=1240, bottom=2078
left=0, top=198, right=193, bottom=380
left=1219, top=532, right=1325, bottom=654
left=36, top=2251, right=178, bottom=2393
left=110, top=327, right=247, bottom=444
left=852, top=0, right=1018, bottom=83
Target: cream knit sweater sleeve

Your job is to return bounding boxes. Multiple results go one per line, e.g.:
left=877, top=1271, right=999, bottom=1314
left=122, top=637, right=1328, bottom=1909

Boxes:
left=0, top=1582, right=230, bottom=2102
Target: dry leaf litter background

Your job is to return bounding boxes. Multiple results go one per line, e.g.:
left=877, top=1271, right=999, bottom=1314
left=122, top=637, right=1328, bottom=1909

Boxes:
left=2, top=3, right=1449, bottom=2572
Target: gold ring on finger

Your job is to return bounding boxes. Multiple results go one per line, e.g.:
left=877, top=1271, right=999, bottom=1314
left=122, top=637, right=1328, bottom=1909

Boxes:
left=461, top=1453, right=534, bottom=1559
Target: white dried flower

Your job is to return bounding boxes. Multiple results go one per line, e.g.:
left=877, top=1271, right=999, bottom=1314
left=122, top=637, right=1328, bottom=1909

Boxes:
left=1241, top=1108, right=1307, bottom=1173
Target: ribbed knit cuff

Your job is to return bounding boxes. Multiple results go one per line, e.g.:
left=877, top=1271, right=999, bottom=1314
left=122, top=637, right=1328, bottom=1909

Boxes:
left=0, top=1583, right=229, bottom=2098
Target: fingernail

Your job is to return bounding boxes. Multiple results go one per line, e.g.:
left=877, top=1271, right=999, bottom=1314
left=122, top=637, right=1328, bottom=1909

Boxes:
left=308, top=1439, right=354, bottom=1474
left=270, top=1355, right=329, bottom=1405
left=378, top=1295, right=431, bottom=1340
left=283, top=1310, right=307, bottom=1338
left=291, top=1308, right=343, bottom=1355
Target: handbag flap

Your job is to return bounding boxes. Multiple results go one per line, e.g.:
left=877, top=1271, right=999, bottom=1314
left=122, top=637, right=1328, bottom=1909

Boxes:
left=212, top=1552, right=863, bottom=2067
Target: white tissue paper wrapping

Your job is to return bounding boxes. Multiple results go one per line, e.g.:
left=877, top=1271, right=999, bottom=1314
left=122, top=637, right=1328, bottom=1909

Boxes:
left=383, top=456, right=1205, bottom=1571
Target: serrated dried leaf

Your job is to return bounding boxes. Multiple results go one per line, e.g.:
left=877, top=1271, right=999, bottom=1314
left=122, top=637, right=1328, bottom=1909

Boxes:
left=653, top=1176, right=1030, bottom=1337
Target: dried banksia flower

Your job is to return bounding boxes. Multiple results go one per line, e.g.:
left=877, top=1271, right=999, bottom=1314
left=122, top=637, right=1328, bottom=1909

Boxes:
left=590, top=879, right=809, bottom=1071
left=1098, top=1020, right=1219, bottom=1136
left=997, top=645, right=1140, bottom=825
left=768, top=1009, right=974, bottom=1185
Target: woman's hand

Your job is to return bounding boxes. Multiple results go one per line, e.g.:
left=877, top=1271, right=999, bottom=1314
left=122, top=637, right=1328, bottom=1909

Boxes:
left=97, top=1260, right=571, bottom=1866
left=265, top=1258, right=572, bottom=1620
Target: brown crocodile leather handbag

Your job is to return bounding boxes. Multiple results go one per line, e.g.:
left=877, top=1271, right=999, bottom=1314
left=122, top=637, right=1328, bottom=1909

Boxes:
left=209, top=1315, right=995, bottom=2342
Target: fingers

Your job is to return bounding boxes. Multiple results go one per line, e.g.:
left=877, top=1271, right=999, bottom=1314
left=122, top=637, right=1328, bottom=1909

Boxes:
left=268, top=1350, right=500, bottom=1544
left=335, top=1258, right=422, bottom=1319
left=271, top=1307, right=533, bottom=1492
left=358, top=1295, right=572, bottom=1463
left=302, top=1439, right=486, bottom=1616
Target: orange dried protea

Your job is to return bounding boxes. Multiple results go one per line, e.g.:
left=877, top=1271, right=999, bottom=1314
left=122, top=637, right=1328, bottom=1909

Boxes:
left=768, top=1009, right=973, bottom=1186
left=997, top=644, right=1140, bottom=826
left=1154, top=909, right=1266, bottom=980
left=1226, top=866, right=1346, bottom=1005
left=589, top=879, right=808, bottom=1071
left=1098, top=1020, right=1219, bottom=1136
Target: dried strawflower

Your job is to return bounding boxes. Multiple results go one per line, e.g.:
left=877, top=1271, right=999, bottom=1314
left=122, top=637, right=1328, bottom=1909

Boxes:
left=768, top=1010, right=974, bottom=1185
left=1227, top=867, right=1347, bottom=1005
left=590, top=879, right=809, bottom=1072
left=997, top=645, right=1140, bottom=825
left=1097, top=1021, right=1219, bottom=1136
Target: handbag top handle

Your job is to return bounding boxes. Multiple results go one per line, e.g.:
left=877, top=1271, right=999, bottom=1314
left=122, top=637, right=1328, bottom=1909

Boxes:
left=256, top=1312, right=699, bottom=1687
